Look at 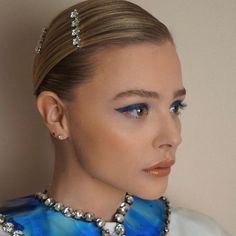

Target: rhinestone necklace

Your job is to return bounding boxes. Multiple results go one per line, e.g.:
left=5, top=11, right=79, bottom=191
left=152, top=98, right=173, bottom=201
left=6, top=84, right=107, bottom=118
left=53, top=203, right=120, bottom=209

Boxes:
left=35, top=190, right=171, bottom=236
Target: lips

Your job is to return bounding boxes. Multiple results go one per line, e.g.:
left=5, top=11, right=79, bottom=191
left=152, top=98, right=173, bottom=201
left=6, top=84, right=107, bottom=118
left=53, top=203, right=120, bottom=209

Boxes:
left=143, top=159, right=175, bottom=171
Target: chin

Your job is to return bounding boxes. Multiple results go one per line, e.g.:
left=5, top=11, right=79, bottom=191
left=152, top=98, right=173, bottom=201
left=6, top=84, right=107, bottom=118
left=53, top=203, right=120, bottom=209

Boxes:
left=129, top=176, right=169, bottom=200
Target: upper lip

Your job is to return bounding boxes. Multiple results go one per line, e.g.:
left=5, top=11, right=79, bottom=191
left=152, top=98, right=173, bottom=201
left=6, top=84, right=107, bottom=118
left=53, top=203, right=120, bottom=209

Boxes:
left=143, top=159, right=176, bottom=171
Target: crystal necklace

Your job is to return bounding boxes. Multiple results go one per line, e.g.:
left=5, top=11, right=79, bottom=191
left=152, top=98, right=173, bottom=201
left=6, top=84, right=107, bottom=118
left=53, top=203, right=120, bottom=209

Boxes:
left=35, top=190, right=171, bottom=236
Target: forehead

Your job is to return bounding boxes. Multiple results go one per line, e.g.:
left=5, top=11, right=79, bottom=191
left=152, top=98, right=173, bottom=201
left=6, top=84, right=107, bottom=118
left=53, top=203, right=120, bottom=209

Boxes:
left=73, top=41, right=183, bottom=102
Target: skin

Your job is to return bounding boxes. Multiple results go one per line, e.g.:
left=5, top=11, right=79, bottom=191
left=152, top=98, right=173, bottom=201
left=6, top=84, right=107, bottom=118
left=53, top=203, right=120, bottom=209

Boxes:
left=36, top=41, right=186, bottom=221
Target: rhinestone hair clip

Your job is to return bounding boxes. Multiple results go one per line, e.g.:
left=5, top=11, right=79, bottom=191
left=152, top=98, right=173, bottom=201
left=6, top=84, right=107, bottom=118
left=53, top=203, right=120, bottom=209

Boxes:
left=35, top=27, right=47, bottom=54
left=70, top=9, right=81, bottom=48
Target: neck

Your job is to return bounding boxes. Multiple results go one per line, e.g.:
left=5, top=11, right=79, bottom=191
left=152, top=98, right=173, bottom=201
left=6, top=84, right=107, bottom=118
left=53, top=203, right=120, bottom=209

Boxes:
left=47, top=152, right=126, bottom=222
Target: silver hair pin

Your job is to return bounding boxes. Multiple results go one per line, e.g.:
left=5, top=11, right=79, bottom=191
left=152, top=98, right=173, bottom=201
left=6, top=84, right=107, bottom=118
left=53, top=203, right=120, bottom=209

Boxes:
left=35, top=27, right=47, bottom=54
left=70, top=9, right=81, bottom=48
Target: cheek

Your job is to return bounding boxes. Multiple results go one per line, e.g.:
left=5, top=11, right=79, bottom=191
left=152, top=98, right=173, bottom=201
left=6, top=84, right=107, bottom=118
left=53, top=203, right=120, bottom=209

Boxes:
left=69, top=112, right=169, bottom=198
left=71, top=114, right=146, bottom=176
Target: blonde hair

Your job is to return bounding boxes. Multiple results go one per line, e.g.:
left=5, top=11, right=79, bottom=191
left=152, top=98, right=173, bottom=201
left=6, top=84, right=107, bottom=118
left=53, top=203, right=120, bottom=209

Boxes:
left=33, top=0, right=174, bottom=100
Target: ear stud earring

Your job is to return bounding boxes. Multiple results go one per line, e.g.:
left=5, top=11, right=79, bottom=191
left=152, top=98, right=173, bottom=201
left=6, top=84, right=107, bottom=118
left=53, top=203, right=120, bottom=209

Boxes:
left=51, top=132, right=65, bottom=140
left=58, top=135, right=65, bottom=140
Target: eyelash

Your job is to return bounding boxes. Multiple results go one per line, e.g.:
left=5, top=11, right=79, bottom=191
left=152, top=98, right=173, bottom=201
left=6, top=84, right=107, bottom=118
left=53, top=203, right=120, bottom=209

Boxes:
left=170, top=100, right=188, bottom=116
left=115, top=103, right=149, bottom=119
left=115, top=100, right=187, bottom=119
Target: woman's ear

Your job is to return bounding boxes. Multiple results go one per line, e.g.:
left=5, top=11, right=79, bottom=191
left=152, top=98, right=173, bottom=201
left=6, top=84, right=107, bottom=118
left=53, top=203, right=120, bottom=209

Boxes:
left=36, top=91, right=69, bottom=139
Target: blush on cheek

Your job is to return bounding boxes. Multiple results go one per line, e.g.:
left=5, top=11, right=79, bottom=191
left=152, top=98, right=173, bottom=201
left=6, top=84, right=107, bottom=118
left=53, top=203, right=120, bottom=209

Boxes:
left=70, top=108, right=141, bottom=175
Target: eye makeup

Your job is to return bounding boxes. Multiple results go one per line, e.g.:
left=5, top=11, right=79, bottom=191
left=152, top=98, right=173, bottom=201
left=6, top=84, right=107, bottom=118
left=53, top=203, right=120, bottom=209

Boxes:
left=115, top=103, right=149, bottom=119
left=115, top=103, right=149, bottom=113
left=115, top=100, right=188, bottom=119
left=169, top=100, right=187, bottom=115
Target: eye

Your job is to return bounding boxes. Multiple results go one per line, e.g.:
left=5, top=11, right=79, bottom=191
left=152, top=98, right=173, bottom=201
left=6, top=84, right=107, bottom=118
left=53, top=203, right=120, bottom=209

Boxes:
left=115, top=103, right=149, bottom=119
left=169, top=100, right=187, bottom=116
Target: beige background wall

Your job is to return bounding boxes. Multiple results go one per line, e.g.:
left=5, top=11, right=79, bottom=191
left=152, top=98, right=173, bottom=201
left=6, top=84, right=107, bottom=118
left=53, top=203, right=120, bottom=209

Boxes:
left=0, top=0, right=235, bottom=235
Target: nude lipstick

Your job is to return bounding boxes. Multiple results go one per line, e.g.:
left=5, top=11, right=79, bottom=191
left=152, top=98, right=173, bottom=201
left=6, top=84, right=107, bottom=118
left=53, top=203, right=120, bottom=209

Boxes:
left=143, top=159, right=175, bottom=177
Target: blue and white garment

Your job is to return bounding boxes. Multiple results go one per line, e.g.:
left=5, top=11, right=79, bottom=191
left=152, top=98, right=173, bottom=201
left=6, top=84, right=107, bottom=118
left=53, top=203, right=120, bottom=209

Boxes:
left=0, top=194, right=230, bottom=236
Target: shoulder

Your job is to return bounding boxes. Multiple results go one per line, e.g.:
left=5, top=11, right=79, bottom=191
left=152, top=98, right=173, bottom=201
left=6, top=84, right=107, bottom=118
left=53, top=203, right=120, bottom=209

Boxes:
left=0, top=194, right=40, bottom=214
left=0, top=194, right=43, bottom=236
left=168, top=206, right=230, bottom=236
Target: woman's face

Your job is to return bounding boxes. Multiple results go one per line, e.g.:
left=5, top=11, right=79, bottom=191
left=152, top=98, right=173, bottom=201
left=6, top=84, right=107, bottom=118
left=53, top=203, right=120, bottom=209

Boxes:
left=66, top=41, right=186, bottom=199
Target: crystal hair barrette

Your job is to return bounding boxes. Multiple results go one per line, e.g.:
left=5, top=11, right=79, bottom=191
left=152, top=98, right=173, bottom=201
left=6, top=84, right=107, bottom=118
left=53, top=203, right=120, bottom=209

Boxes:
left=70, top=9, right=81, bottom=48
left=34, top=9, right=80, bottom=54
left=35, top=27, right=47, bottom=54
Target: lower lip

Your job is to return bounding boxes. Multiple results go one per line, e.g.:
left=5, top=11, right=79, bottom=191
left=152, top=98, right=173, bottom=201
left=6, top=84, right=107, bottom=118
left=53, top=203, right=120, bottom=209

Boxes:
left=143, top=167, right=171, bottom=177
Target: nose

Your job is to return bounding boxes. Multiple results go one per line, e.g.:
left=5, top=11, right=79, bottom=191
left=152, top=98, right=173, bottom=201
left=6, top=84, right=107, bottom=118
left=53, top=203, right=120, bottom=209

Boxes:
left=152, top=113, right=182, bottom=149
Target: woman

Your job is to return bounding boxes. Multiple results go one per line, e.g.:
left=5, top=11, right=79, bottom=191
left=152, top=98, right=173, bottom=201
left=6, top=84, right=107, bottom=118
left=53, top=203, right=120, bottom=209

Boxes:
left=0, top=0, right=230, bottom=235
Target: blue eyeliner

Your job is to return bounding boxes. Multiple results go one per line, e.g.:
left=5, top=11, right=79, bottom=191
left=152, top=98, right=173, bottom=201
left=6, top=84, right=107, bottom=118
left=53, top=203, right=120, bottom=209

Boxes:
left=115, top=100, right=187, bottom=117
left=115, top=103, right=148, bottom=113
left=170, top=100, right=187, bottom=114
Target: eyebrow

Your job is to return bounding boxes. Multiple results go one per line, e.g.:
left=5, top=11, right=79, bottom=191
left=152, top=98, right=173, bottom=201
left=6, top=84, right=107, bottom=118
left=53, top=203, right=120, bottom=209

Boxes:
left=113, top=88, right=186, bottom=100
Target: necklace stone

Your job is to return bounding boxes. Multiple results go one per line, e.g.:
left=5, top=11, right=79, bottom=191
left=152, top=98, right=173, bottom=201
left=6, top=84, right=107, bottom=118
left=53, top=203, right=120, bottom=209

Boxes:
left=36, top=190, right=133, bottom=236
left=35, top=190, right=171, bottom=236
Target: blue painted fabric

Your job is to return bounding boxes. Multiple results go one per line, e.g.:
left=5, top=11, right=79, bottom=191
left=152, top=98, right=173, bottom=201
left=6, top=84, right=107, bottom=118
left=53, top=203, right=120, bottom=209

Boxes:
left=0, top=194, right=167, bottom=236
